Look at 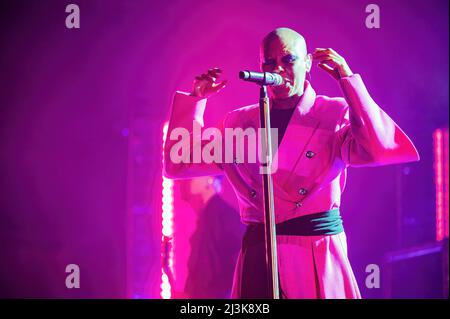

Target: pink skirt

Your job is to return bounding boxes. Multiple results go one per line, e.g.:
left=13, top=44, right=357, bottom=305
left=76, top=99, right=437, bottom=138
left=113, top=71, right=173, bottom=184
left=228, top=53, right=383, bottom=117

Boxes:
left=231, top=231, right=361, bottom=299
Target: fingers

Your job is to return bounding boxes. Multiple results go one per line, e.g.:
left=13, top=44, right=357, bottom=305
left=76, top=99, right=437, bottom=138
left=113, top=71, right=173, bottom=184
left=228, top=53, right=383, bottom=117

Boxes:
left=318, top=62, right=335, bottom=73
left=195, top=67, right=223, bottom=83
left=195, top=74, right=213, bottom=83
left=312, top=52, right=340, bottom=62
left=315, top=58, right=340, bottom=68
left=192, top=67, right=227, bottom=98
left=211, top=79, right=228, bottom=93
left=312, top=48, right=352, bottom=80
left=318, top=62, right=340, bottom=80
left=207, top=67, right=222, bottom=78
left=311, top=48, right=344, bottom=75
left=312, top=48, right=343, bottom=62
left=317, top=59, right=339, bottom=73
left=313, top=48, right=340, bottom=56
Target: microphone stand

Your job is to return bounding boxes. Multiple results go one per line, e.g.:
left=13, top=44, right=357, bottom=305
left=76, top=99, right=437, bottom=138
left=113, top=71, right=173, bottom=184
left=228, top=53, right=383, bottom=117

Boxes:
left=259, top=85, right=280, bottom=299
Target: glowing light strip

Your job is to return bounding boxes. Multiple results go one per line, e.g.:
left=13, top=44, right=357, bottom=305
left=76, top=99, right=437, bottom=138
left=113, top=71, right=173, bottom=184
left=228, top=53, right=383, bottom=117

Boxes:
left=433, top=128, right=449, bottom=241
left=444, top=130, right=449, bottom=239
left=161, top=122, right=174, bottom=299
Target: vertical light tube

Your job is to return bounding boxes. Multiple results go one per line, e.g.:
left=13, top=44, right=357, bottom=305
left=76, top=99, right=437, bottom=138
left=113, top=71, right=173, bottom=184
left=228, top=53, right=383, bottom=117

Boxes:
left=433, top=128, right=449, bottom=241
left=161, top=122, right=174, bottom=299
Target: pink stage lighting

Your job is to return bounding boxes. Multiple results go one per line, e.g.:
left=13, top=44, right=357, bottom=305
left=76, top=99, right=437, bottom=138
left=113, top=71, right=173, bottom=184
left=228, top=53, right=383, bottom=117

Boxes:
left=433, top=128, right=449, bottom=242
left=161, top=122, right=174, bottom=299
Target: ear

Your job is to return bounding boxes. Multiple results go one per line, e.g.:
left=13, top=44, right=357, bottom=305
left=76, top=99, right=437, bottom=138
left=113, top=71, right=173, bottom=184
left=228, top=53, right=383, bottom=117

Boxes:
left=305, top=53, right=312, bottom=72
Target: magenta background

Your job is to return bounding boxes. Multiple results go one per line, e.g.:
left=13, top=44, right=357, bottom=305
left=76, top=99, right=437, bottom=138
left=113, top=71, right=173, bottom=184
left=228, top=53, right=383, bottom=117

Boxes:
left=0, top=0, right=448, bottom=298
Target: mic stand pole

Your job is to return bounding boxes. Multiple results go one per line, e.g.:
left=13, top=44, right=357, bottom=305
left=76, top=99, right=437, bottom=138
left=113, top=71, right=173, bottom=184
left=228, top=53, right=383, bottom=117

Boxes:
left=259, top=85, right=280, bottom=299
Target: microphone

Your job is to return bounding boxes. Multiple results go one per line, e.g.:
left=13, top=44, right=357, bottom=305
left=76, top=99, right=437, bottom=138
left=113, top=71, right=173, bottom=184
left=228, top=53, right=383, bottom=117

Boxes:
left=239, top=70, right=283, bottom=86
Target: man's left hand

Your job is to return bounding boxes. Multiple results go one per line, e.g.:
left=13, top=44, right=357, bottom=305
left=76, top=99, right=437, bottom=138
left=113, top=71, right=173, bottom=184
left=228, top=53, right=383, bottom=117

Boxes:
left=312, top=48, right=353, bottom=80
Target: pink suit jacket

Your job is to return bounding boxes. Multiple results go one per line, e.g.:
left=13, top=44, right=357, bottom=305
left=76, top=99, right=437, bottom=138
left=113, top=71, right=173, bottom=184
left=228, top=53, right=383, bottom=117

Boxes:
left=164, top=74, right=419, bottom=298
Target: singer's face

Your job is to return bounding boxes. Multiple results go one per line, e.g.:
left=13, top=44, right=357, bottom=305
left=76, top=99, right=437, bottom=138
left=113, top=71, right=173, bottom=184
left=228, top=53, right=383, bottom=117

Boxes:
left=260, top=35, right=311, bottom=99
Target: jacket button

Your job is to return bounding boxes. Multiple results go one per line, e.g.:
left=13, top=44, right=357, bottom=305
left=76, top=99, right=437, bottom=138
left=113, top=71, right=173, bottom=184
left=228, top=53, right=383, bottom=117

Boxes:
left=295, top=202, right=302, bottom=208
left=250, top=190, right=257, bottom=198
left=298, top=188, right=308, bottom=195
left=305, top=150, right=315, bottom=158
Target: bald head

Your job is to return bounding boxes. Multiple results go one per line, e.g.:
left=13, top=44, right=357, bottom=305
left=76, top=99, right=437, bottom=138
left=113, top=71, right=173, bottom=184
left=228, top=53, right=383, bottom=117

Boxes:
left=261, top=27, right=307, bottom=58
left=260, top=28, right=311, bottom=99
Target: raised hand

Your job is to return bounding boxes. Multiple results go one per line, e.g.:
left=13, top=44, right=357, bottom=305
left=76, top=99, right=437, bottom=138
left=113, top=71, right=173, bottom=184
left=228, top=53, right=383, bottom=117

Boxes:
left=191, top=67, right=228, bottom=98
left=312, top=48, right=353, bottom=80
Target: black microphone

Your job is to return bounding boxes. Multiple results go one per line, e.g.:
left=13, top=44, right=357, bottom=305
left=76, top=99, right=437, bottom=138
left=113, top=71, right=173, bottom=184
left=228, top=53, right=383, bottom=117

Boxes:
left=239, top=70, right=283, bottom=86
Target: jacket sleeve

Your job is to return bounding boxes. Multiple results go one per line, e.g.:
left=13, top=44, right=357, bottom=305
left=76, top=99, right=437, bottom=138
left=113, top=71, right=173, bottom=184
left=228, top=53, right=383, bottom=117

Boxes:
left=337, top=74, right=420, bottom=167
left=163, top=91, right=225, bottom=179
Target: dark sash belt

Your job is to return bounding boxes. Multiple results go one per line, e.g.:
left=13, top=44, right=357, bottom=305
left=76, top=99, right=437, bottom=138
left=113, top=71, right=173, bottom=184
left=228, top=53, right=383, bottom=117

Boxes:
left=243, top=209, right=344, bottom=248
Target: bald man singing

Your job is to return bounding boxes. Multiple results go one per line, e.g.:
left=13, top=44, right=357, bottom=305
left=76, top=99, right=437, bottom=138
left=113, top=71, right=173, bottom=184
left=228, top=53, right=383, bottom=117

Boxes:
left=164, top=28, right=419, bottom=299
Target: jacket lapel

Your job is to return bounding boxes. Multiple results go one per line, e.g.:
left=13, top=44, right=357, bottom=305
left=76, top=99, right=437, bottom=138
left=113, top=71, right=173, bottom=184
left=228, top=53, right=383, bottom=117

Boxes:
left=235, top=81, right=320, bottom=201
left=271, top=81, right=319, bottom=197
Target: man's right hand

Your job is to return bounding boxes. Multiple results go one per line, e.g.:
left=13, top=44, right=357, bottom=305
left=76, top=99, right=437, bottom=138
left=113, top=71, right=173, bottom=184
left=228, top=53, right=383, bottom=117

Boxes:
left=191, top=67, right=228, bottom=98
